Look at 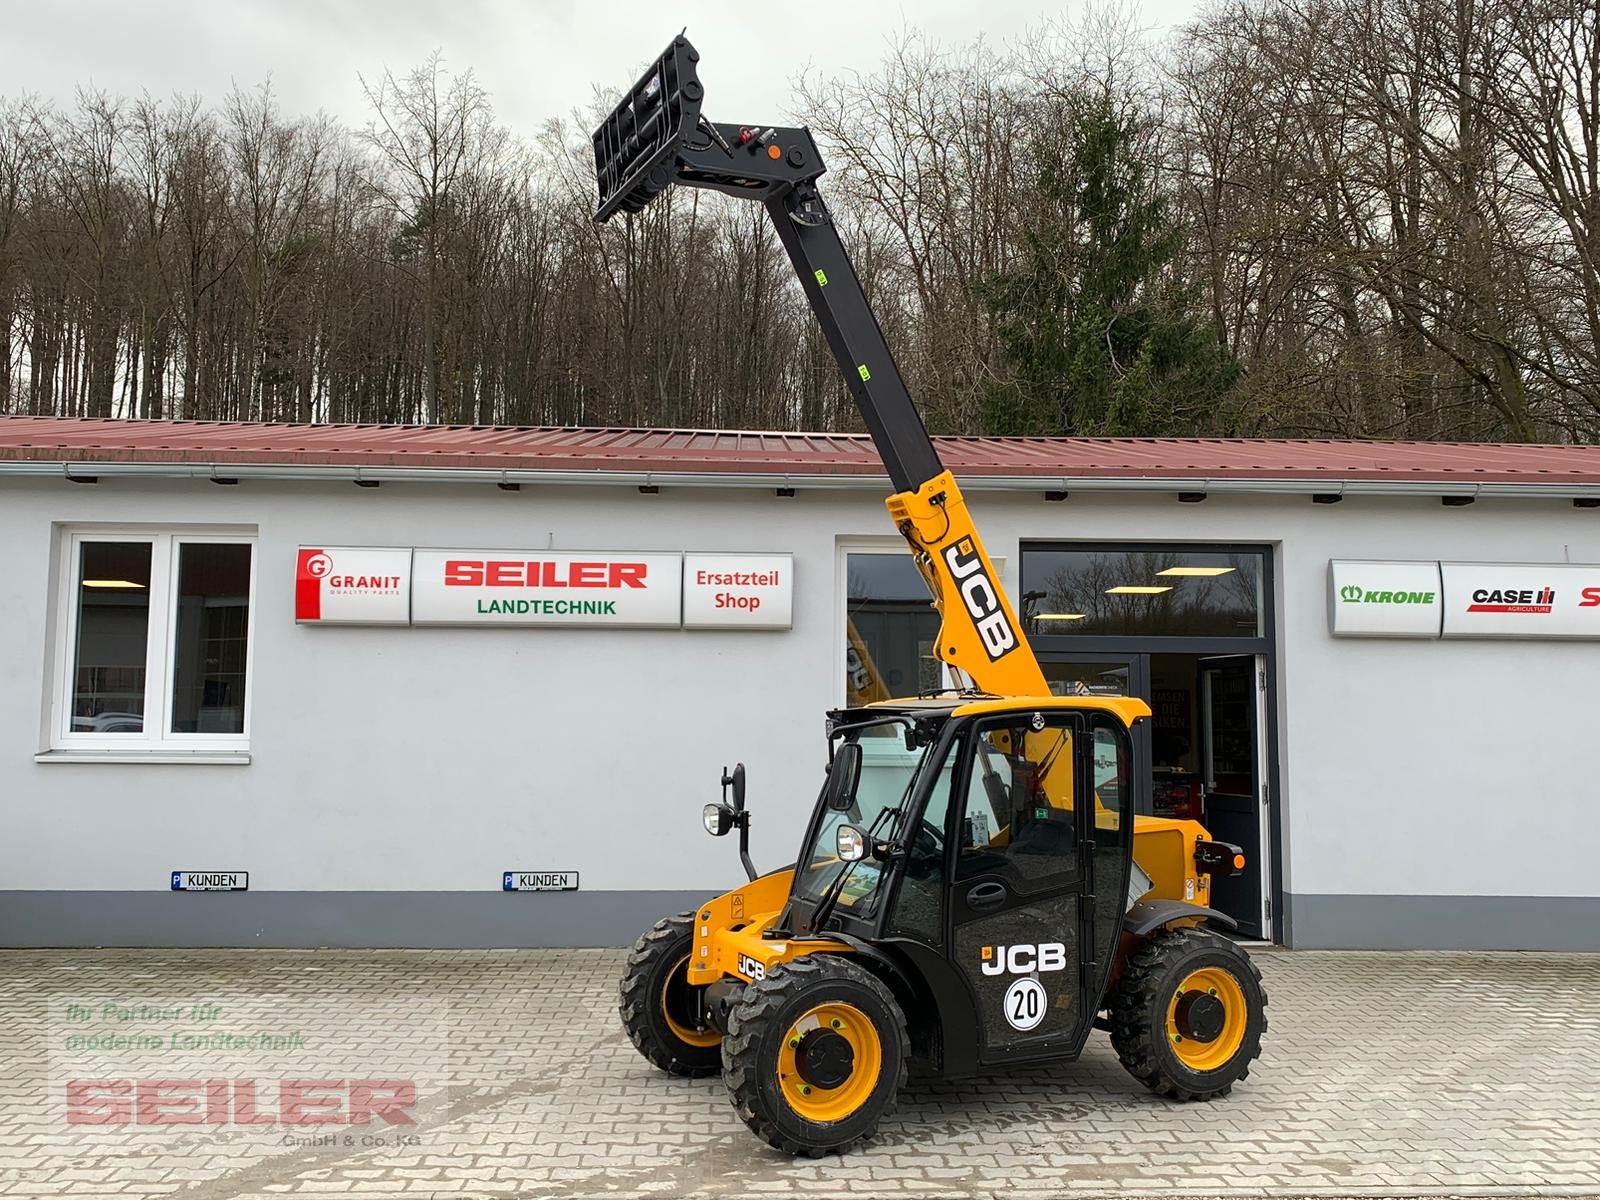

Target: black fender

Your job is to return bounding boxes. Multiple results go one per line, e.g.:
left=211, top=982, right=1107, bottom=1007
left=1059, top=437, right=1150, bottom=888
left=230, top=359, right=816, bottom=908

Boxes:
left=1123, top=898, right=1237, bottom=937
left=825, top=933, right=918, bottom=999
left=822, top=934, right=962, bottom=1070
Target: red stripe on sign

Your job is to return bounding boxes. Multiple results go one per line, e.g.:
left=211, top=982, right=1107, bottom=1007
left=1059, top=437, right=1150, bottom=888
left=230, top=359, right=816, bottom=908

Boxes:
left=295, top=548, right=324, bottom=620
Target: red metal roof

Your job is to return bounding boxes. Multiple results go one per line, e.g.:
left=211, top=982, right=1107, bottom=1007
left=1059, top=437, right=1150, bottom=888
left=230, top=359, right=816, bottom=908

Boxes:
left=1, top=416, right=1598, bottom=486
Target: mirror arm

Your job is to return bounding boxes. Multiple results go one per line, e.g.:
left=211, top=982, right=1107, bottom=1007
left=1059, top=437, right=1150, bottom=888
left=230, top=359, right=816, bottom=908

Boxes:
left=737, top=810, right=757, bottom=882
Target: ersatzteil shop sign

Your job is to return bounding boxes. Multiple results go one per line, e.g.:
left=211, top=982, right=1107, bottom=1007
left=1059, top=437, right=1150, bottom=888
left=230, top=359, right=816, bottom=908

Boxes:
left=1328, top=560, right=1443, bottom=637
left=683, top=554, right=793, bottom=630
left=411, top=550, right=684, bottom=627
left=1441, top=562, right=1600, bottom=639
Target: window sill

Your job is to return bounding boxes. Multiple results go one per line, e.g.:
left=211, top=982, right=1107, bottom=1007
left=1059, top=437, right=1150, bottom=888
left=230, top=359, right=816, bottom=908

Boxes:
left=35, top=750, right=252, bottom=766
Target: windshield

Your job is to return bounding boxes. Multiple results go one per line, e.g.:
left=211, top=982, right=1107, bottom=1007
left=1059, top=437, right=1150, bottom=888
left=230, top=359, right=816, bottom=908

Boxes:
left=795, top=720, right=938, bottom=919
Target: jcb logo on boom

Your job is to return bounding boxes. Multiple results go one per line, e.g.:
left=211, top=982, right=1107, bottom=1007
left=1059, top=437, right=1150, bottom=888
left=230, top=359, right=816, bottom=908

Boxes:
left=980, top=943, right=1069, bottom=975
left=942, top=538, right=1017, bottom=661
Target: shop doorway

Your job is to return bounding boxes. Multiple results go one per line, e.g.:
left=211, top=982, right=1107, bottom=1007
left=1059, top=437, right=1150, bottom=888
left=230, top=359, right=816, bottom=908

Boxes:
left=1196, top=656, right=1265, bottom=933
left=1042, top=652, right=1269, bottom=937
left=1024, top=544, right=1278, bottom=941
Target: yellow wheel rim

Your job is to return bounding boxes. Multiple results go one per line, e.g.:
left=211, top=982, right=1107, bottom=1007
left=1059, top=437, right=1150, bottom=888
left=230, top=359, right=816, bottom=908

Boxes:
left=1166, top=967, right=1248, bottom=1072
left=660, top=954, right=721, bottom=1048
left=776, top=1002, right=883, bottom=1122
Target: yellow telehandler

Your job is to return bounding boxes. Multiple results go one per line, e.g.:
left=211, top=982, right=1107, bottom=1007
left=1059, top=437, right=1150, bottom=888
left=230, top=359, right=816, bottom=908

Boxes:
left=595, top=35, right=1266, bottom=1156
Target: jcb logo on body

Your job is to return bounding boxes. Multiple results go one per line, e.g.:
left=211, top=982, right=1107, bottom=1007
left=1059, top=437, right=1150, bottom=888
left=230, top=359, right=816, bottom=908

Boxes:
left=980, top=943, right=1068, bottom=975
left=736, top=953, right=765, bottom=981
left=942, top=538, right=1017, bottom=661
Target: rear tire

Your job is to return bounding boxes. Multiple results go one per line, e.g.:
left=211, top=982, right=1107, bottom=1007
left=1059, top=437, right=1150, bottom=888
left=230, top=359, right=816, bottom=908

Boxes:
left=722, top=955, right=908, bottom=1156
left=1109, top=925, right=1266, bottom=1100
left=618, top=911, right=722, bottom=1078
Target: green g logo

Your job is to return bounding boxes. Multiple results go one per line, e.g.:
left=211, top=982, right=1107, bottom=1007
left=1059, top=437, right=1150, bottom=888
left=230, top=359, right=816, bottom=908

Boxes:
left=1340, top=584, right=1364, bottom=603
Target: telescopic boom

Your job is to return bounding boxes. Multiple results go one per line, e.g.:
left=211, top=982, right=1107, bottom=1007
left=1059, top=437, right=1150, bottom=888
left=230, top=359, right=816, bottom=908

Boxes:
left=593, top=34, right=1048, bottom=698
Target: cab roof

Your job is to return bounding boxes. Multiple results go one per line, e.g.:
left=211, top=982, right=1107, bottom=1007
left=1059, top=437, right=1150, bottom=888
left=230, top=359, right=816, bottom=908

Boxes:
left=859, top=692, right=1151, bottom=726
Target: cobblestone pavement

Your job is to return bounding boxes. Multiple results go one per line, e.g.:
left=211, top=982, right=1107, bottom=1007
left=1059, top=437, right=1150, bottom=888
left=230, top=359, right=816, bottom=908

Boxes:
left=2, top=947, right=1598, bottom=1199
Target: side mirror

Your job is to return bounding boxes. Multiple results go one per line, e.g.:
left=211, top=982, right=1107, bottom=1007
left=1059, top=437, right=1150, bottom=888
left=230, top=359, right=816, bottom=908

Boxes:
left=824, top=742, right=863, bottom=811
left=721, top=763, right=747, bottom=812
left=836, top=822, right=870, bottom=862
left=703, top=802, right=736, bottom=837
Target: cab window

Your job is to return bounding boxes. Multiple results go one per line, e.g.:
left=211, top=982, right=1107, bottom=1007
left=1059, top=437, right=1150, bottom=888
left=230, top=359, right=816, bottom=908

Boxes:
left=954, top=714, right=1081, bottom=894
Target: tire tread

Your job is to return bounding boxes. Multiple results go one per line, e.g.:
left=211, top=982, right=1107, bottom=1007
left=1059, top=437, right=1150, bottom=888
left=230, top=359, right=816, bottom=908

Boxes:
left=1108, top=925, right=1267, bottom=1101
left=722, top=955, right=909, bottom=1156
left=618, top=911, right=720, bottom=1078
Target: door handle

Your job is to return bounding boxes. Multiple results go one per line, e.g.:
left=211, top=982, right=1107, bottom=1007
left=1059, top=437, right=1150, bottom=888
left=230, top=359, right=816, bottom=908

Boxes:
left=966, top=881, right=1007, bottom=910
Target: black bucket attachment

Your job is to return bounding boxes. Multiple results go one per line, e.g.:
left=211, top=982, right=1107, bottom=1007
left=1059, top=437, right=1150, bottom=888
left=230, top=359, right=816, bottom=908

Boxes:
left=592, top=35, right=704, bottom=222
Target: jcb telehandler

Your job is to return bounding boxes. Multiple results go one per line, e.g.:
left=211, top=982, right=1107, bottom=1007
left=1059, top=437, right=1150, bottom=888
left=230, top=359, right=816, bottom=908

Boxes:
left=595, top=35, right=1267, bottom=1156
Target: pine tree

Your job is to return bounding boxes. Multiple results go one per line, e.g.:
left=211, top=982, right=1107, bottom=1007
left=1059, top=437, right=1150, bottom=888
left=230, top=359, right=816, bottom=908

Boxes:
left=982, top=91, right=1240, bottom=436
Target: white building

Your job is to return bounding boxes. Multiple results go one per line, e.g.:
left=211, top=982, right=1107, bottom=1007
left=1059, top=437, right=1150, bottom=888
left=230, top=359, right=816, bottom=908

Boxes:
left=3, top=417, right=1598, bottom=951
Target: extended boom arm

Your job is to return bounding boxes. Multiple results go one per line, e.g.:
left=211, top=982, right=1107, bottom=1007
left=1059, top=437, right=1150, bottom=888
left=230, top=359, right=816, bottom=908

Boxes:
left=593, top=34, right=1048, bottom=697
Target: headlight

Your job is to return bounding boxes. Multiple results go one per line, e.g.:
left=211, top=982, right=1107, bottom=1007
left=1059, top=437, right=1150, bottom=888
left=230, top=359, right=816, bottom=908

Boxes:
left=836, top=823, right=868, bottom=862
left=703, top=803, right=734, bottom=837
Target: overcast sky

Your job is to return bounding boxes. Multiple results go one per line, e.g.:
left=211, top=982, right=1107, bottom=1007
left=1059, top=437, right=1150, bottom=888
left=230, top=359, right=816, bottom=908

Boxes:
left=0, top=0, right=1200, bottom=133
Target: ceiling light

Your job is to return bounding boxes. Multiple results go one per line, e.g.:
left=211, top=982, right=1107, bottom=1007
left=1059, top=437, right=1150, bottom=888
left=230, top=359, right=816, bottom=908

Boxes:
left=1156, top=566, right=1236, bottom=577
left=1035, top=613, right=1087, bottom=621
left=1106, top=585, right=1173, bottom=595
left=82, top=580, right=146, bottom=589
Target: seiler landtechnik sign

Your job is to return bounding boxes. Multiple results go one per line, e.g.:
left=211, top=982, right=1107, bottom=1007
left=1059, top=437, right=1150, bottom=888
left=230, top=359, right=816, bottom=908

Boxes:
left=295, top=546, right=792, bottom=630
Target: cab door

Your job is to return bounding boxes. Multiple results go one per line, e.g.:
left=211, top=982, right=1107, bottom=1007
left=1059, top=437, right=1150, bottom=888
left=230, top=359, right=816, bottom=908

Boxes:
left=946, top=711, right=1095, bottom=1063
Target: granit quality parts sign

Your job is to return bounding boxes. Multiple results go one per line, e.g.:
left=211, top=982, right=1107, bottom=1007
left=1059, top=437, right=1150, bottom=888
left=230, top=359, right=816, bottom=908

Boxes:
left=295, top=547, right=412, bottom=625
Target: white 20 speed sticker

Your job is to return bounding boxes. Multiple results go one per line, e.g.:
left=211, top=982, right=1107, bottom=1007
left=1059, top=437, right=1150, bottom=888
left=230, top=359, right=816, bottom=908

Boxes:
left=1004, top=977, right=1047, bottom=1031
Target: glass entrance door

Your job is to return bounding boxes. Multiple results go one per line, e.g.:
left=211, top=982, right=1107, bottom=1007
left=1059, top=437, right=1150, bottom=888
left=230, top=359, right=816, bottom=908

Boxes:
left=1199, top=655, right=1266, bottom=938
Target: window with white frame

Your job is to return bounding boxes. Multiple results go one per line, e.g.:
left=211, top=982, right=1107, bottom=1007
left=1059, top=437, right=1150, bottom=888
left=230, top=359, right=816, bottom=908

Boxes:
left=51, top=530, right=256, bottom=753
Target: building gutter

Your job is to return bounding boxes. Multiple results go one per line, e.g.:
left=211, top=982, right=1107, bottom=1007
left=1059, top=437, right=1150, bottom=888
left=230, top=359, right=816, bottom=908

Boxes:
left=0, top=458, right=1597, bottom=501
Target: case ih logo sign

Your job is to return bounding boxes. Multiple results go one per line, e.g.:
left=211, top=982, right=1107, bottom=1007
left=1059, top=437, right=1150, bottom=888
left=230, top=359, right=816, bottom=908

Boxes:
left=1467, top=586, right=1556, bottom=614
left=1442, top=562, right=1600, bottom=637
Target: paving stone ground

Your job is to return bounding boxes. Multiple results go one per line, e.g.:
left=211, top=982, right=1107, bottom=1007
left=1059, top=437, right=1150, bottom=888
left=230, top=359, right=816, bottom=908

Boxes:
left=1, top=946, right=1598, bottom=1200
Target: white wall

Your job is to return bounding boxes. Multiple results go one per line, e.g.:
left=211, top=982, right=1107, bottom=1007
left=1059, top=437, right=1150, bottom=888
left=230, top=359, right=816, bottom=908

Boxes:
left=3, top=475, right=1597, bottom=937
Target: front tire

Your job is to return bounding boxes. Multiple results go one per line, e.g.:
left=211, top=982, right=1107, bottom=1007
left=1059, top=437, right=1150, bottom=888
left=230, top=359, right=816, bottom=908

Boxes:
left=618, top=912, right=722, bottom=1077
left=1109, top=926, right=1267, bottom=1100
left=722, top=956, right=908, bottom=1156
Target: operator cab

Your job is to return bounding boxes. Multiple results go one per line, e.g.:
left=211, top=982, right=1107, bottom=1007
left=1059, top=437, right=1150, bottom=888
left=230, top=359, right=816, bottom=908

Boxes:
left=781, top=694, right=1141, bottom=1067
